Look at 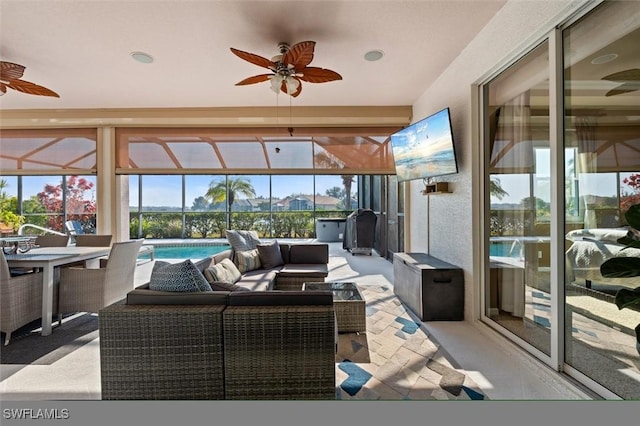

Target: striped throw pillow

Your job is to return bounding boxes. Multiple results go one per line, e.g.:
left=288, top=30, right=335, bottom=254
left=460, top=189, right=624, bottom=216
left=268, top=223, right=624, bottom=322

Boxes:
left=234, top=248, right=262, bottom=274
left=225, top=229, right=261, bottom=252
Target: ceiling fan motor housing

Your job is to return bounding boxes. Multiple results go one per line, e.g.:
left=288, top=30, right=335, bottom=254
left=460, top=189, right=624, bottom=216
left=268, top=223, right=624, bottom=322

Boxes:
left=278, top=42, right=290, bottom=54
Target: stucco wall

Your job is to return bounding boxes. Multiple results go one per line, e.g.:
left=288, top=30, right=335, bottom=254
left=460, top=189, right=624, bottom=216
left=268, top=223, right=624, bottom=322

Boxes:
left=407, top=0, right=593, bottom=320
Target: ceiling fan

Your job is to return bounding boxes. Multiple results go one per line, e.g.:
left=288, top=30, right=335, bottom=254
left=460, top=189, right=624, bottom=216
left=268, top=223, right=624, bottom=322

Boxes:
left=230, top=41, right=342, bottom=97
left=0, top=61, right=59, bottom=97
left=602, top=68, right=640, bottom=97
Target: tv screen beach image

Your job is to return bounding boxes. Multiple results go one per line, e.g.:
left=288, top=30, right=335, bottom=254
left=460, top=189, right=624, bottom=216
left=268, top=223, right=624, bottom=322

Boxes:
left=390, top=108, right=457, bottom=182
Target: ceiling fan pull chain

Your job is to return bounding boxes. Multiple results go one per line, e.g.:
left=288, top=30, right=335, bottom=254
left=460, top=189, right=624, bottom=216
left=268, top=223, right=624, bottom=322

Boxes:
left=288, top=96, right=294, bottom=137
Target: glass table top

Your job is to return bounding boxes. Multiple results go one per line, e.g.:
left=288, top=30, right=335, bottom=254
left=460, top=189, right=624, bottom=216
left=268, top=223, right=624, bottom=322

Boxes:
left=303, top=281, right=363, bottom=301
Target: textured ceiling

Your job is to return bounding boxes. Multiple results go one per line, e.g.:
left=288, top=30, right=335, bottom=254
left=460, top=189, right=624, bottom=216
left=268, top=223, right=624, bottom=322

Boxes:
left=0, top=0, right=507, bottom=110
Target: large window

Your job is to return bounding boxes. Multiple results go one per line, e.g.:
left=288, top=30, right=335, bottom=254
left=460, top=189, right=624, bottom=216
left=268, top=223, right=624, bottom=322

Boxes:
left=128, top=174, right=361, bottom=239
left=0, top=128, right=98, bottom=234
left=483, top=0, right=640, bottom=399
left=1, top=175, right=97, bottom=234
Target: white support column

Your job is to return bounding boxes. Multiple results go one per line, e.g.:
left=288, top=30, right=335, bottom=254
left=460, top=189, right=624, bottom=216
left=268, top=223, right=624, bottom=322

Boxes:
left=96, top=127, right=116, bottom=239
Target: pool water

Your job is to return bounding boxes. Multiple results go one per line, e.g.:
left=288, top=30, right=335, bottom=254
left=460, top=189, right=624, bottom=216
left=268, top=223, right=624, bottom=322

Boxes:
left=489, top=241, right=522, bottom=258
left=141, top=244, right=230, bottom=260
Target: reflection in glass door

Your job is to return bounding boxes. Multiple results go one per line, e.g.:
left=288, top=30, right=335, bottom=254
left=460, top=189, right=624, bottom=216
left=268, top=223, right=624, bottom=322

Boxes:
left=484, top=41, right=551, bottom=356
left=562, top=1, right=640, bottom=399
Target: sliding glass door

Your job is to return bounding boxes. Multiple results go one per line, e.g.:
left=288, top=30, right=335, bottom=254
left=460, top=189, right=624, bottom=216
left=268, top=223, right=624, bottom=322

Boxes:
left=562, top=1, right=640, bottom=399
left=483, top=0, right=640, bottom=398
left=484, top=41, right=551, bottom=356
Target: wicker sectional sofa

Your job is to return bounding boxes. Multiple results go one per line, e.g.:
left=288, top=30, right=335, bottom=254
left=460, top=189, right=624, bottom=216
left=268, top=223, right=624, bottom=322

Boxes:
left=99, top=242, right=337, bottom=400
left=199, top=242, right=330, bottom=291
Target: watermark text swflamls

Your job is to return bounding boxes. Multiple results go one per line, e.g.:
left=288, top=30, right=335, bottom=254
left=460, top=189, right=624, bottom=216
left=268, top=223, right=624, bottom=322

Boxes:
left=3, top=408, right=70, bottom=420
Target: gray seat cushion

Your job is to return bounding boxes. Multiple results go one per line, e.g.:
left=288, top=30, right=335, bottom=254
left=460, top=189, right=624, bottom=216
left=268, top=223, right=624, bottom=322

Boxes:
left=235, top=268, right=278, bottom=291
left=288, top=244, right=329, bottom=264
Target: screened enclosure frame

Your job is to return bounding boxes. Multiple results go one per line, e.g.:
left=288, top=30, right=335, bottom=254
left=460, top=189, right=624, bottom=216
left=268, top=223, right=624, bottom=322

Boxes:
left=0, top=128, right=98, bottom=175
left=115, top=127, right=401, bottom=176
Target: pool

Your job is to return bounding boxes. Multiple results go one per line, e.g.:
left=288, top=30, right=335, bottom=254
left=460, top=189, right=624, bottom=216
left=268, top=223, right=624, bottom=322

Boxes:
left=140, top=243, right=231, bottom=260
left=489, top=241, right=522, bottom=259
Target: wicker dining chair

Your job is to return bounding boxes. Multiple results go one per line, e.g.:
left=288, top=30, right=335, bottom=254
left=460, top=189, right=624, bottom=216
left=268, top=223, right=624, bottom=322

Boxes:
left=34, top=234, right=70, bottom=247
left=57, top=239, right=144, bottom=321
left=70, top=235, right=113, bottom=268
left=0, top=251, right=44, bottom=345
left=74, top=234, right=113, bottom=247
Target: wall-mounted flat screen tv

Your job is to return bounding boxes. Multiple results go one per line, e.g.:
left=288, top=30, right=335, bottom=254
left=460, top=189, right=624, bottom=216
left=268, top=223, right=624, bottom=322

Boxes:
left=390, top=107, right=458, bottom=182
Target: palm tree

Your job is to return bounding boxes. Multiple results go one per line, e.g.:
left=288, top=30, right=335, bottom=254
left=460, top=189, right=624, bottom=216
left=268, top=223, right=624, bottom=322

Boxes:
left=205, top=177, right=256, bottom=211
left=341, top=175, right=354, bottom=211
left=490, top=176, right=508, bottom=200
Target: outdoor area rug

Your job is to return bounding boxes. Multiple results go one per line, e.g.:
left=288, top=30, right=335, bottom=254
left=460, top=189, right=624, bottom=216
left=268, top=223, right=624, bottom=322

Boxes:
left=335, top=283, right=487, bottom=400
left=1, top=313, right=99, bottom=366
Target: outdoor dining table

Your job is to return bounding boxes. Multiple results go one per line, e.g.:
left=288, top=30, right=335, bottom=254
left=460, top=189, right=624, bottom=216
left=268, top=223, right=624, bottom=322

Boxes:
left=4, top=246, right=111, bottom=336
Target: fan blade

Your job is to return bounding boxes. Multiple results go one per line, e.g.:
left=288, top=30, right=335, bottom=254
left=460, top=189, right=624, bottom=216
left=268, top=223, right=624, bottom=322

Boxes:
left=605, top=82, right=640, bottom=97
left=296, top=67, right=342, bottom=83
left=602, top=68, right=640, bottom=82
left=235, top=74, right=273, bottom=86
left=6, top=79, right=59, bottom=97
left=0, top=61, right=26, bottom=80
left=230, top=48, right=276, bottom=70
left=282, top=41, right=315, bottom=69
left=0, top=82, right=6, bottom=95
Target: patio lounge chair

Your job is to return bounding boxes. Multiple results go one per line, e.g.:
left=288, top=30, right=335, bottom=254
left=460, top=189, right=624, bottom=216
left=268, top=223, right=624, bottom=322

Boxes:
left=64, top=220, right=84, bottom=236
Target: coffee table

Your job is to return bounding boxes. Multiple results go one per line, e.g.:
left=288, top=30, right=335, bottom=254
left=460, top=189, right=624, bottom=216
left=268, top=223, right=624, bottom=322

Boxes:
left=303, top=281, right=366, bottom=332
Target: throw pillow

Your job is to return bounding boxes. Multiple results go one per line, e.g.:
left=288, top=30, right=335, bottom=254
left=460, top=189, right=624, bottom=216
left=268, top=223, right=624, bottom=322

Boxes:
left=203, top=276, right=250, bottom=292
left=203, top=258, right=242, bottom=284
left=149, top=260, right=212, bottom=292
left=256, top=240, right=284, bottom=269
left=234, top=248, right=262, bottom=274
left=225, top=229, right=261, bottom=252
left=219, top=258, right=243, bottom=282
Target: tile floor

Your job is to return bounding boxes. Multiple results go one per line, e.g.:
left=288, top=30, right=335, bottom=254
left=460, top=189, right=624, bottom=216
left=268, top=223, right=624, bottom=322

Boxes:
left=0, top=241, right=593, bottom=401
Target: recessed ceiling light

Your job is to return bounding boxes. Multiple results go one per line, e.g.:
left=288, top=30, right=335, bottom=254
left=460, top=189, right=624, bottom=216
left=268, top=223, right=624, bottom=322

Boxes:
left=131, top=51, right=154, bottom=64
left=364, top=50, right=384, bottom=62
left=591, top=53, right=618, bottom=65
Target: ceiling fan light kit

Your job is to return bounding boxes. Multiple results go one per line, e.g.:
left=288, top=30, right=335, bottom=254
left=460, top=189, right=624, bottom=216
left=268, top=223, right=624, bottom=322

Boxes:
left=230, top=40, right=342, bottom=97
